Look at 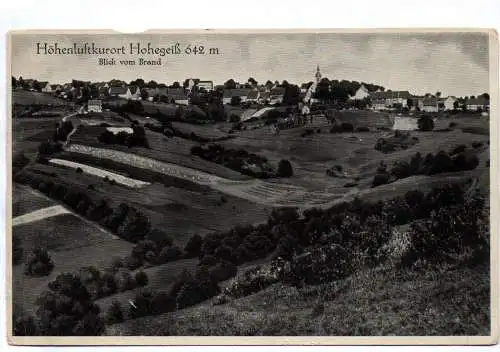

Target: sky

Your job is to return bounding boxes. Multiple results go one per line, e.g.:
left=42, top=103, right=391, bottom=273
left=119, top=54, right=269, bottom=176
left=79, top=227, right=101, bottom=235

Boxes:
left=10, top=31, right=491, bottom=97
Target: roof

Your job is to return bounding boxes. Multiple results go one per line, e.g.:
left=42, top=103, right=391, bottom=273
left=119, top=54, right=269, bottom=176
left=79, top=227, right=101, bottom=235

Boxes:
left=423, top=98, right=438, bottom=106
left=370, top=91, right=411, bottom=99
left=466, top=97, right=489, bottom=105
left=198, top=80, right=213, bottom=85
left=39, top=81, right=49, bottom=87
left=88, top=100, right=102, bottom=105
left=143, top=88, right=157, bottom=96
left=109, top=86, right=129, bottom=95
left=128, top=85, right=139, bottom=94
left=50, top=84, right=60, bottom=90
left=223, top=88, right=252, bottom=98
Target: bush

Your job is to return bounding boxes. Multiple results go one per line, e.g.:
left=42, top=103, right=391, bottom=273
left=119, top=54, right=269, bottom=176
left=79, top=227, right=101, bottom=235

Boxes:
left=13, top=235, right=23, bottom=265
left=184, top=234, right=203, bottom=258
left=156, top=245, right=183, bottom=264
left=175, top=269, right=220, bottom=309
left=105, top=300, right=124, bottom=325
left=277, top=159, right=293, bottom=177
left=145, top=229, right=174, bottom=249
left=450, top=144, right=467, bottom=156
left=135, top=271, right=149, bottom=287
left=341, top=122, right=354, bottom=132
left=472, top=141, right=484, bottom=149
left=356, top=126, right=370, bottom=132
left=24, top=247, right=54, bottom=276
left=124, top=255, right=142, bottom=270
left=372, top=172, right=391, bottom=188
left=449, top=122, right=457, bottom=128
left=417, top=115, right=434, bottom=131
left=114, top=269, right=136, bottom=292
left=76, top=167, right=83, bottom=173
left=429, top=151, right=454, bottom=174
left=209, top=261, right=238, bottom=282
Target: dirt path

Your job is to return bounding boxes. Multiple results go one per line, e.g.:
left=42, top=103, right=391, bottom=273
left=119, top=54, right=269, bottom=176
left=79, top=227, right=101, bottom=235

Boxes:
left=12, top=205, right=70, bottom=226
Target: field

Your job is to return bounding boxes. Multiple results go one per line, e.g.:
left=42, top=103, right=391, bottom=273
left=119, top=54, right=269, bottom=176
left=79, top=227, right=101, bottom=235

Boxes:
left=12, top=187, right=134, bottom=314
left=11, top=104, right=491, bottom=337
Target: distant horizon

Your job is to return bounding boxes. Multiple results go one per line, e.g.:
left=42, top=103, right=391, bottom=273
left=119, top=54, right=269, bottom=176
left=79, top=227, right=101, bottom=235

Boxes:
left=10, top=32, right=490, bottom=97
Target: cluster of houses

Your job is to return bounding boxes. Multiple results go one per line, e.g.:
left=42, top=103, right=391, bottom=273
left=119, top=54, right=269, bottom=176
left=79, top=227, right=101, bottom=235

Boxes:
left=349, top=84, right=490, bottom=112
left=16, top=73, right=489, bottom=113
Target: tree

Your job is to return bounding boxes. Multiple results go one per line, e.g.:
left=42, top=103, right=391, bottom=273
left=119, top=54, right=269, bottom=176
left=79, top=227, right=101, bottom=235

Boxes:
left=24, top=247, right=54, bottom=277
left=248, top=77, right=258, bottom=86
left=230, top=96, right=241, bottom=106
left=277, top=159, right=293, bottom=177
left=171, top=81, right=181, bottom=88
left=18, top=76, right=24, bottom=89
left=224, top=79, right=237, bottom=90
left=37, top=273, right=104, bottom=336
left=12, top=235, right=23, bottom=265
left=140, top=89, right=149, bottom=101
left=417, top=115, right=435, bottom=131
left=12, top=76, right=17, bottom=89
left=105, top=300, right=124, bottom=325
left=435, top=91, right=442, bottom=98
left=453, top=100, right=460, bottom=110
left=135, top=271, right=149, bottom=287
left=184, top=234, right=203, bottom=258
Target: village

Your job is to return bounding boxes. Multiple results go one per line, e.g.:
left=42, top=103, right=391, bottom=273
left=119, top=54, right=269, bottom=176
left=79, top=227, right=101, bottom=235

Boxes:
left=11, top=65, right=490, bottom=121
left=11, top=62, right=491, bottom=337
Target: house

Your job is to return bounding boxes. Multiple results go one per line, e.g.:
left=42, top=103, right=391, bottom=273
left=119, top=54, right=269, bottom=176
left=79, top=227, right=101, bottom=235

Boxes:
left=39, top=82, right=50, bottom=93
left=269, top=87, right=286, bottom=105
left=349, top=84, right=371, bottom=100
left=166, top=88, right=189, bottom=105
left=87, top=99, right=102, bottom=113
left=408, top=96, right=424, bottom=111
left=222, top=89, right=252, bottom=104
left=466, top=97, right=489, bottom=111
left=142, top=88, right=157, bottom=101
left=128, top=86, right=142, bottom=100
left=370, top=91, right=411, bottom=109
left=442, top=96, right=457, bottom=110
left=371, top=98, right=387, bottom=111
left=108, top=86, right=132, bottom=99
left=246, top=90, right=260, bottom=103
left=197, top=81, right=214, bottom=92
left=422, top=97, right=439, bottom=113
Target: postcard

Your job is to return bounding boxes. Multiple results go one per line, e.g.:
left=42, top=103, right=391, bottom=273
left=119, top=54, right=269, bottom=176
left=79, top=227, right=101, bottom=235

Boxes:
left=6, top=29, right=499, bottom=345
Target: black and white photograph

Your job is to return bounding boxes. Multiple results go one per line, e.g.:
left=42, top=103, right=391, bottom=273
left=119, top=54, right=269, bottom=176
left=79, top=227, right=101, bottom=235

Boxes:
left=7, top=30, right=497, bottom=343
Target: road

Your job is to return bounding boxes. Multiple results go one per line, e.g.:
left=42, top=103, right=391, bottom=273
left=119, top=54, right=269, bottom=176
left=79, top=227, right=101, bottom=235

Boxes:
left=12, top=205, right=70, bottom=226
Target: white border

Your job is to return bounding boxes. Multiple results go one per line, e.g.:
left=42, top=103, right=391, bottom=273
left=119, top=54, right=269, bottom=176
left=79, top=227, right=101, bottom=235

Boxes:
left=2, top=1, right=500, bottom=352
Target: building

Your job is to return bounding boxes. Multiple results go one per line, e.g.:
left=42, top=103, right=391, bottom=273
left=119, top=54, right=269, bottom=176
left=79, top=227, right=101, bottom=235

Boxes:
left=87, top=100, right=102, bottom=113
left=370, top=91, right=411, bottom=110
left=165, top=88, right=189, bottom=105
left=197, top=81, right=214, bottom=92
left=466, top=97, right=489, bottom=111
left=442, top=96, right=457, bottom=110
left=246, top=90, right=260, bottom=103
left=108, top=86, right=132, bottom=99
left=315, top=65, right=322, bottom=84
left=269, top=87, right=286, bottom=105
left=39, top=81, right=51, bottom=93
left=222, top=88, right=252, bottom=104
left=349, top=84, right=371, bottom=100
left=128, top=86, right=142, bottom=100
left=422, top=97, right=439, bottom=113
left=408, top=96, right=424, bottom=111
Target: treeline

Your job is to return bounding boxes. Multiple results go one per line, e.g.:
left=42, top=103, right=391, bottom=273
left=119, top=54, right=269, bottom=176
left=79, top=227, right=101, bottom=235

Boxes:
left=372, top=143, right=482, bottom=187
left=15, top=171, right=155, bottom=244
left=144, top=122, right=233, bottom=144
left=190, top=144, right=277, bottom=178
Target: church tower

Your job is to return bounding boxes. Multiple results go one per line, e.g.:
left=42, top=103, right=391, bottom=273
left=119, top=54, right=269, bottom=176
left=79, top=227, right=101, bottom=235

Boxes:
left=315, top=65, right=322, bottom=83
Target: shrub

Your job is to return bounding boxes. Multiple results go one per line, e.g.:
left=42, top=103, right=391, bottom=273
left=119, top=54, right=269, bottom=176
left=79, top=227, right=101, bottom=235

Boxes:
left=145, top=229, right=174, bottom=249
left=372, top=172, right=391, bottom=188
left=135, top=271, right=149, bottom=287
left=13, top=235, right=23, bottom=265
left=453, top=153, right=479, bottom=171
left=24, top=247, right=54, bottom=277
left=156, top=245, right=183, bottom=264
left=123, top=255, right=142, bottom=271
left=356, top=126, right=370, bottom=132
left=184, top=234, right=203, bottom=258
left=341, top=122, right=354, bottom=132
left=417, top=115, right=434, bottom=131
left=429, top=151, right=454, bottom=174
left=450, top=144, right=467, bottom=156
left=114, top=269, right=136, bottom=292
left=105, top=300, right=124, bottom=325
left=175, top=269, right=220, bottom=309
left=199, top=254, right=219, bottom=267
left=449, top=122, right=457, bottom=128
left=277, top=159, right=293, bottom=177
left=76, top=167, right=83, bottom=173
left=472, top=141, right=484, bottom=149
left=13, top=312, right=38, bottom=336
left=209, top=261, right=238, bottom=282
